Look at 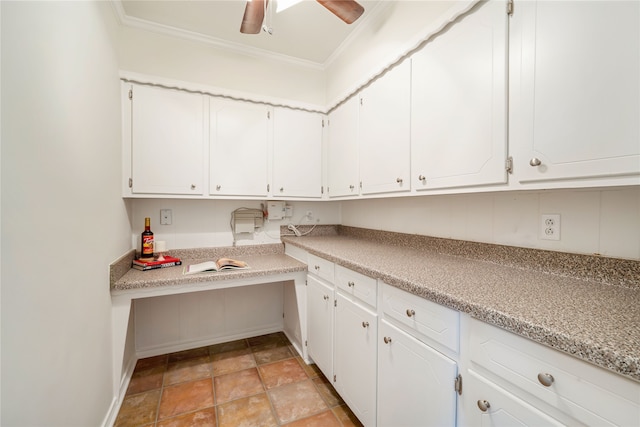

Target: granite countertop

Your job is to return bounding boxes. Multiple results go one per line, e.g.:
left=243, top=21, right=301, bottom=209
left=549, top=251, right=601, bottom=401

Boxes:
left=281, top=226, right=640, bottom=383
left=111, top=243, right=307, bottom=292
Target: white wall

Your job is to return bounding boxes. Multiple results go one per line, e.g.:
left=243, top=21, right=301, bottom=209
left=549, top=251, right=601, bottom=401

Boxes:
left=129, top=199, right=342, bottom=251
left=119, top=26, right=327, bottom=107
left=1, top=2, right=130, bottom=426
left=341, top=188, right=640, bottom=260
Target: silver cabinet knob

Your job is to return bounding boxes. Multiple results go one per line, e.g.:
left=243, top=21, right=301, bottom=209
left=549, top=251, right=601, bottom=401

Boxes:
left=383, top=336, right=392, bottom=344
left=279, top=187, right=284, bottom=192
left=348, top=281, right=355, bottom=288
left=406, top=309, right=415, bottom=317
left=418, top=175, right=426, bottom=182
left=362, top=321, right=369, bottom=328
left=529, top=157, right=542, bottom=167
left=537, top=372, right=555, bottom=387
left=477, top=400, right=491, bottom=412
left=396, top=177, right=403, bottom=184
left=216, top=185, right=221, bottom=191
left=190, top=184, right=196, bottom=190
left=323, top=295, right=329, bottom=301
left=349, top=185, right=355, bottom=190
left=314, top=265, right=320, bottom=270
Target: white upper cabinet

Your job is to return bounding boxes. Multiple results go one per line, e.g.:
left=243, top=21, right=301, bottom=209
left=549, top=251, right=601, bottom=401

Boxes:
left=209, top=98, right=270, bottom=197
left=511, top=0, right=640, bottom=186
left=411, top=0, right=508, bottom=191
left=359, top=60, right=411, bottom=195
left=272, top=107, right=324, bottom=198
left=327, top=96, right=360, bottom=198
left=127, top=83, right=206, bottom=196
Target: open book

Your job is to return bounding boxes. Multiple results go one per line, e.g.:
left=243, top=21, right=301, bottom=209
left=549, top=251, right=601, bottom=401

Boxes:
left=183, top=257, right=249, bottom=275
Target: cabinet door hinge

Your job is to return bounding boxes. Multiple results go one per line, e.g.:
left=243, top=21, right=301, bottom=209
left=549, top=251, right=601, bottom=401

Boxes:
left=321, top=186, right=324, bottom=194
left=322, top=119, right=325, bottom=128
left=334, top=299, right=337, bottom=307
left=333, top=374, right=337, bottom=382
left=505, top=156, right=513, bottom=174
left=128, top=89, right=133, bottom=100
left=507, top=0, right=514, bottom=16
left=128, top=178, right=133, bottom=188
left=267, top=184, right=270, bottom=192
left=305, top=340, right=308, bottom=347
left=454, top=374, right=463, bottom=395
left=267, top=111, right=271, bottom=119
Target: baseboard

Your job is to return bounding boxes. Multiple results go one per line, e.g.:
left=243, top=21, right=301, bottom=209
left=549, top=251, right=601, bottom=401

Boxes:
left=102, top=354, right=137, bottom=427
left=135, top=324, right=283, bottom=359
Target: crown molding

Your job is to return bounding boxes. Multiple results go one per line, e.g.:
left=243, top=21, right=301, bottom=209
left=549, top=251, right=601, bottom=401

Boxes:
left=111, top=0, right=326, bottom=70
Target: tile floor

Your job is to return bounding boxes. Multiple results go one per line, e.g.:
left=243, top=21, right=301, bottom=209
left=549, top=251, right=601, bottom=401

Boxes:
left=114, top=332, right=364, bottom=427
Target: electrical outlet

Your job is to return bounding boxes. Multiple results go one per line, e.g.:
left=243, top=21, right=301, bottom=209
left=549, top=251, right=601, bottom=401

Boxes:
left=305, top=210, right=313, bottom=220
left=540, top=214, right=560, bottom=241
left=160, top=209, right=172, bottom=225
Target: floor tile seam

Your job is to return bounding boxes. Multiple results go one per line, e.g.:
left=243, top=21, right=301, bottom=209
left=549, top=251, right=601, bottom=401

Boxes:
left=214, top=386, right=266, bottom=407
left=310, top=377, right=341, bottom=409
left=208, top=338, right=251, bottom=357
left=155, top=404, right=217, bottom=425
left=255, top=353, right=296, bottom=368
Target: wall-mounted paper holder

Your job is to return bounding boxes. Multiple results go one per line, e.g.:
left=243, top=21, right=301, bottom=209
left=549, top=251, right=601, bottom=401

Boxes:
left=232, top=209, right=264, bottom=234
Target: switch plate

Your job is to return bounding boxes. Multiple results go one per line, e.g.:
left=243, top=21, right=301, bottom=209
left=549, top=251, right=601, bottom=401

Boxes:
left=160, top=209, right=172, bottom=225
left=540, top=214, right=560, bottom=241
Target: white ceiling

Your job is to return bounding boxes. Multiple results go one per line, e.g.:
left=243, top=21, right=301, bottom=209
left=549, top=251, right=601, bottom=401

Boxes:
left=116, top=0, right=383, bottom=67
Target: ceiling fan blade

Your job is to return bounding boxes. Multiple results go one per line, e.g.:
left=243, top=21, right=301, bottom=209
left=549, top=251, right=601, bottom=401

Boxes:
left=240, top=0, right=267, bottom=34
left=316, top=0, right=364, bottom=24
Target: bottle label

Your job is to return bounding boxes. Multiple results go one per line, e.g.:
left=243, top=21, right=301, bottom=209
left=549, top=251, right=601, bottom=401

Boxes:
left=142, top=236, right=154, bottom=256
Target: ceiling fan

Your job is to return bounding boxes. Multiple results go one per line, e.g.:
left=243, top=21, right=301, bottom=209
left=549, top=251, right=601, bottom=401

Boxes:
left=240, top=0, right=365, bottom=34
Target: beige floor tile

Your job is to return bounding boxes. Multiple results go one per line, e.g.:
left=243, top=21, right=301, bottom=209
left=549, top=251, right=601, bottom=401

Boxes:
left=214, top=367, right=265, bottom=404
left=164, top=355, right=211, bottom=386
left=217, top=393, right=278, bottom=427
left=211, top=347, right=256, bottom=376
left=158, top=378, right=215, bottom=420
left=114, top=389, right=161, bottom=427
left=258, top=358, right=308, bottom=389
left=268, top=379, right=328, bottom=424
left=156, top=407, right=216, bottom=427
left=282, top=409, right=342, bottom=427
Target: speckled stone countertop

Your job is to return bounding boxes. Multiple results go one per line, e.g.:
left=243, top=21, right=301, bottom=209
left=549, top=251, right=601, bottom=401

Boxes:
left=111, top=243, right=306, bottom=292
left=282, top=226, right=640, bottom=383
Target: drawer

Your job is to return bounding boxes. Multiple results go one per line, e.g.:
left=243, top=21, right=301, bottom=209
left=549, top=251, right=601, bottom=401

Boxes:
left=469, top=318, right=640, bottom=427
left=284, top=244, right=308, bottom=263
left=307, top=253, right=334, bottom=283
left=335, top=264, right=377, bottom=308
left=381, top=282, right=459, bottom=353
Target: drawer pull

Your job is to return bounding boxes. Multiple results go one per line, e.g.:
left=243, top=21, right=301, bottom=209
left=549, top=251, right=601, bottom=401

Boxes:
left=348, top=281, right=355, bottom=287
left=383, top=336, right=392, bottom=344
left=323, top=295, right=329, bottom=301
left=362, top=321, right=369, bottom=328
left=537, top=372, right=555, bottom=387
left=477, top=400, right=491, bottom=412
left=406, top=309, right=415, bottom=317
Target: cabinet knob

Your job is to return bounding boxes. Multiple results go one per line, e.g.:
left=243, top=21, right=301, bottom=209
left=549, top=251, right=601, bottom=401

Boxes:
left=406, top=309, right=415, bottom=317
left=323, top=295, right=329, bottom=300
left=280, top=187, right=284, bottom=192
left=418, top=175, right=426, bottom=182
left=529, top=157, right=542, bottom=167
left=383, top=336, right=392, bottom=344
left=314, top=265, right=320, bottom=270
left=537, top=372, right=555, bottom=387
left=348, top=281, right=355, bottom=287
left=362, top=321, right=369, bottom=328
left=216, top=185, right=221, bottom=191
left=396, top=177, right=403, bottom=184
left=349, top=185, right=355, bottom=190
left=190, top=184, right=196, bottom=190
left=477, top=400, right=491, bottom=412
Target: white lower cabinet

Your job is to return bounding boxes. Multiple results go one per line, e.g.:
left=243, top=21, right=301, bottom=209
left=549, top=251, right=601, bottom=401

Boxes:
left=464, top=369, right=564, bottom=426
left=306, top=275, right=334, bottom=379
left=464, top=317, right=640, bottom=426
left=334, top=291, right=378, bottom=427
left=377, top=319, right=458, bottom=427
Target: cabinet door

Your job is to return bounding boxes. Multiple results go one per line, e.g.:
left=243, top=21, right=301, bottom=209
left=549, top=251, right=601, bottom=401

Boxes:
left=512, top=1, right=640, bottom=184
left=411, top=0, right=508, bottom=191
left=377, top=320, right=457, bottom=427
left=359, top=60, right=411, bottom=195
left=306, top=275, right=334, bottom=379
left=272, top=108, right=323, bottom=198
left=334, top=292, right=377, bottom=427
left=327, top=96, right=360, bottom=198
left=464, top=370, right=564, bottom=427
left=130, top=84, right=205, bottom=195
left=209, top=99, right=270, bottom=196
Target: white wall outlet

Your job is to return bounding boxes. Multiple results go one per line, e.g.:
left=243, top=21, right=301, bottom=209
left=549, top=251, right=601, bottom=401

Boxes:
left=160, top=209, right=172, bottom=225
left=540, top=214, right=560, bottom=241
